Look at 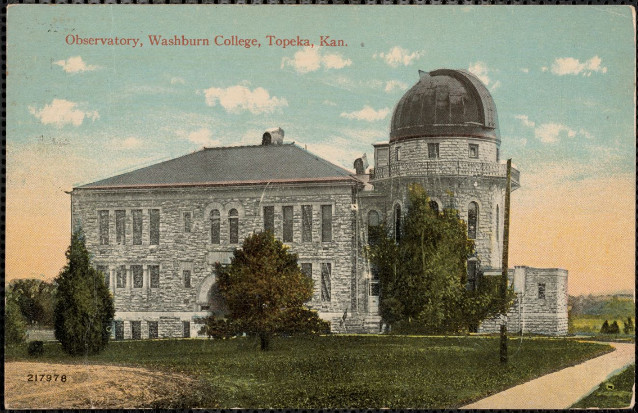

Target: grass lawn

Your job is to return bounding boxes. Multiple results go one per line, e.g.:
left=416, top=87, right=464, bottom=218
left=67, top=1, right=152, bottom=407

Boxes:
left=571, top=364, right=635, bottom=409
left=6, top=335, right=612, bottom=408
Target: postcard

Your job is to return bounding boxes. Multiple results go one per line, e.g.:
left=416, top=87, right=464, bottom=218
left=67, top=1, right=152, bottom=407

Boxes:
left=5, top=4, right=635, bottom=409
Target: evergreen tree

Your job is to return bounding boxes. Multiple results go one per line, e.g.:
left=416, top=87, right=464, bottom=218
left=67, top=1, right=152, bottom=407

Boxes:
left=600, top=320, right=610, bottom=334
left=215, top=231, right=327, bottom=350
left=54, top=229, right=115, bottom=355
left=368, top=183, right=512, bottom=333
left=623, top=317, right=634, bottom=334
left=609, top=320, right=620, bottom=334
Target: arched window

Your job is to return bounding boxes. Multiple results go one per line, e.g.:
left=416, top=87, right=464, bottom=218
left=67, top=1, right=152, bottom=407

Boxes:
left=429, top=200, right=439, bottom=214
left=394, top=205, right=402, bottom=243
left=210, top=209, right=220, bottom=244
left=468, top=202, right=478, bottom=239
left=368, top=210, right=380, bottom=246
left=496, top=205, right=500, bottom=243
left=228, top=209, right=239, bottom=244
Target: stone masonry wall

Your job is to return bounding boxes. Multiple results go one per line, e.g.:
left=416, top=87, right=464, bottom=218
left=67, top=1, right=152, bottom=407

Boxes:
left=72, top=182, right=358, bottom=337
left=479, top=267, right=568, bottom=335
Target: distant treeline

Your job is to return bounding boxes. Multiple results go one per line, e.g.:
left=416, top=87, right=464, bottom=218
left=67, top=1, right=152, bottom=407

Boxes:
left=569, top=294, right=635, bottom=317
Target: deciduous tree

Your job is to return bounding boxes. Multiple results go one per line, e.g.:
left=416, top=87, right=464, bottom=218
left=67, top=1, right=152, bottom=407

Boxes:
left=368, top=184, right=511, bottom=333
left=215, top=231, right=328, bottom=350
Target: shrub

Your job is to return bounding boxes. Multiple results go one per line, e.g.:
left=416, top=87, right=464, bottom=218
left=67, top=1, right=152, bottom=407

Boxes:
left=27, top=340, right=45, bottom=357
left=5, top=296, right=27, bottom=346
left=198, top=316, right=235, bottom=339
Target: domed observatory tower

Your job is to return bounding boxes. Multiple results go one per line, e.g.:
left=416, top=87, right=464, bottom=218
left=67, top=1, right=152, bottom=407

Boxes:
left=366, top=69, right=520, bottom=280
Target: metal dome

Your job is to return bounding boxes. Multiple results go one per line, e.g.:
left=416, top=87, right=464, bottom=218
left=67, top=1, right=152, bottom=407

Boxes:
left=389, top=69, right=500, bottom=142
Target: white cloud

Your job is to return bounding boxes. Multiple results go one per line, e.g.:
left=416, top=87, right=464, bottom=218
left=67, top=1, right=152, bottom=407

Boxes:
left=28, top=99, right=99, bottom=127
left=550, top=56, right=608, bottom=76
left=373, top=46, right=423, bottom=67
left=541, top=66, right=549, bottom=72
left=534, top=122, right=577, bottom=143
left=323, top=100, right=337, bottom=106
left=515, top=114, right=535, bottom=128
left=340, top=105, right=390, bottom=122
left=108, top=137, right=143, bottom=150
left=170, top=77, right=186, bottom=85
left=384, top=80, right=408, bottom=93
left=520, top=68, right=530, bottom=73
left=281, top=47, right=352, bottom=74
left=184, top=128, right=220, bottom=147
left=467, top=61, right=500, bottom=91
left=53, top=56, right=99, bottom=73
left=203, top=85, right=288, bottom=114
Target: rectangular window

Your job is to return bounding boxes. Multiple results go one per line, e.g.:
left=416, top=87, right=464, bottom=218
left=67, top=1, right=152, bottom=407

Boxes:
left=183, top=211, right=192, bottom=233
left=321, top=263, right=332, bottom=302
left=132, top=209, right=143, bottom=245
left=114, top=321, right=124, bottom=340
left=132, top=265, right=143, bottom=288
left=467, top=260, right=477, bottom=291
left=149, top=209, right=160, bottom=245
left=469, top=143, right=479, bottom=158
left=148, top=321, right=158, bottom=339
left=98, top=210, right=109, bottom=245
left=116, top=265, right=126, bottom=288
left=97, top=265, right=109, bottom=287
left=183, top=270, right=191, bottom=288
left=321, top=205, right=332, bottom=242
left=301, top=263, right=312, bottom=279
left=183, top=321, right=191, bottom=338
left=538, top=283, right=546, bottom=299
left=149, top=265, right=160, bottom=288
left=131, top=321, right=141, bottom=340
left=115, top=210, right=126, bottom=245
left=282, top=206, right=294, bottom=242
left=370, top=281, right=380, bottom=297
left=302, top=205, right=313, bottom=242
left=263, top=206, right=274, bottom=234
left=428, top=143, right=440, bottom=159
left=395, top=146, right=401, bottom=161
left=377, top=147, right=389, bottom=167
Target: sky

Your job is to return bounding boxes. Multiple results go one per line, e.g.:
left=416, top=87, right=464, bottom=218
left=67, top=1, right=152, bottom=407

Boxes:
left=6, top=5, right=635, bottom=296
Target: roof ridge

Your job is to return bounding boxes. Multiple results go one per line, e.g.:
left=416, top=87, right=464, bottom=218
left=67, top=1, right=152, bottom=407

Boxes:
left=202, top=142, right=296, bottom=150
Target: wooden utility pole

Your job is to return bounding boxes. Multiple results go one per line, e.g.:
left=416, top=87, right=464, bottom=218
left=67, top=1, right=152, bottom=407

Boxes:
left=500, top=159, right=512, bottom=364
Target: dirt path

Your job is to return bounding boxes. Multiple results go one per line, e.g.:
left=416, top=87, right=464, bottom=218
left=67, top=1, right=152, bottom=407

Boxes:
left=4, top=361, right=195, bottom=409
left=461, top=341, right=635, bottom=409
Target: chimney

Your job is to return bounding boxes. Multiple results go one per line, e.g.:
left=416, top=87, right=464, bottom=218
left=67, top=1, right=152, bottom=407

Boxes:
left=262, top=127, right=284, bottom=145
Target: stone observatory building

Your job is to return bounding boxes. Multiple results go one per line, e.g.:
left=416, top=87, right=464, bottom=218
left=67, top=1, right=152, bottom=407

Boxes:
left=70, top=69, right=568, bottom=339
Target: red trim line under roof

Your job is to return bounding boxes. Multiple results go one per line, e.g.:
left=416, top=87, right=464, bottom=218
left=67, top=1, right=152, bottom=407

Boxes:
left=74, top=176, right=361, bottom=191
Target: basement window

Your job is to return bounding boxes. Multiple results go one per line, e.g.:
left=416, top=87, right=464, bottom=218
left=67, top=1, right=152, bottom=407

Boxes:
left=131, top=321, right=141, bottom=340
left=148, top=321, right=158, bottom=339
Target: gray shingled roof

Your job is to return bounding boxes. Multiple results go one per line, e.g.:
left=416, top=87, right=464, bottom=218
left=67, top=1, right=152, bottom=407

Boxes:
left=78, top=144, right=358, bottom=189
